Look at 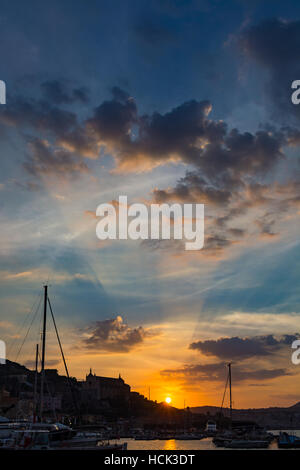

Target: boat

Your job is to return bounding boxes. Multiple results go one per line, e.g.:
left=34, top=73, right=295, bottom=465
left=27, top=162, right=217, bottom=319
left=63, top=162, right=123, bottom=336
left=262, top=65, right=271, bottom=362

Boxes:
left=277, top=432, right=300, bottom=448
left=0, top=419, right=126, bottom=450
left=212, top=435, right=233, bottom=447
left=52, top=438, right=127, bottom=450
left=3, top=286, right=128, bottom=451
left=0, top=430, right=51, bottom=450
left=176, top=433, right=204, bottom=440
left=0, top=429, right=127, bottom=450
left=205, top=420, right=217, bottom=435
left=0, top=437, right=15, bottom=449
left=212, top=364, right=271, bottom=449
left=224, top=439, right=269, bottom=449
left=0, top=420, right=75, bottom=442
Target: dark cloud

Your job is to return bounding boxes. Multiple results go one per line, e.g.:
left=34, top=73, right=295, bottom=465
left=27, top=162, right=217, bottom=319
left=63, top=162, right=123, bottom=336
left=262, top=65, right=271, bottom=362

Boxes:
left=87, top=94, right=138, bottom=143
left=153, top=171, right=232, bottom=206
left=161, top=361, right=290, bottom=384
left=54, top=88, right=138, bottom=160
left=3, top=84, right=295, bottom=261
left=0, top=83, right=289, bottom=180
left=82, top=316, right=156, bottom=353
left=149, top=122, right=287, bottom=255
left=1, top=81, right=298, bottom=216
left=134, top=100, right=224, bottom=164
left=189, top=334, right=300, bottom=359
left=152, top=128, right=285, bottom=204
left=149, top=126, right=286, bottom=257
left=63, top=95, right=227, bottom=170
left=56, top=93, right=227, bottom=173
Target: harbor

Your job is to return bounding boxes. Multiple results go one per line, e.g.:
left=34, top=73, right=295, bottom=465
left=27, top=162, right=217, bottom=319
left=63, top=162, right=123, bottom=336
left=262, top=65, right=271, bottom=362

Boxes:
left=1, top=417, right=300, bottom=450
left=1, top=287, right=300, bottom=450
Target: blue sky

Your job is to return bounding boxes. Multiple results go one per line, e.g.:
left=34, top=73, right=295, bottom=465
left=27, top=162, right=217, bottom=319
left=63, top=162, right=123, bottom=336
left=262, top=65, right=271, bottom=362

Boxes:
left=1, top=0, right=300, bottom=407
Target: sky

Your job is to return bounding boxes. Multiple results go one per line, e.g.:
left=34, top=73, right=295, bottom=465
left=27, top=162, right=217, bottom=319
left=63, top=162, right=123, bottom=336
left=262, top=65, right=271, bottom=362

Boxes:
left=1, top=0, right=300, bottom=409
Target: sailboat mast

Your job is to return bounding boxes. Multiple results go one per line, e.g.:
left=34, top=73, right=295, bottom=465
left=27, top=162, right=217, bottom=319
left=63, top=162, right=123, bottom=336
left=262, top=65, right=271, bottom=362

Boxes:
left=33, top=343, right=39, bottom=423
left=40, top=285, right=48, bottom=420
left=228, top=362, right=232, bottom=427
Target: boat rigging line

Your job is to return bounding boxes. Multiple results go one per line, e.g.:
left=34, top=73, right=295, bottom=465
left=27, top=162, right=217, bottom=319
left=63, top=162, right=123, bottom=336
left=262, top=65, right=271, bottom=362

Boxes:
left=14, top=293, right=43, bottom=363
left=47, top=296, right=80, bottom=418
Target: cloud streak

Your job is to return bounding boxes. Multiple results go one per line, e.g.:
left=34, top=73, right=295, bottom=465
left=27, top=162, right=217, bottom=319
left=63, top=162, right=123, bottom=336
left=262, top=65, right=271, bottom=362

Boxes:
left=161, top=361, right=291, bottom=384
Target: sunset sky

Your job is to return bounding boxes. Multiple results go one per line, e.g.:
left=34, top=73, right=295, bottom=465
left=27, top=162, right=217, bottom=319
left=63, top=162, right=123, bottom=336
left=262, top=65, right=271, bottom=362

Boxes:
left=1, top=0, right=300, bottom=409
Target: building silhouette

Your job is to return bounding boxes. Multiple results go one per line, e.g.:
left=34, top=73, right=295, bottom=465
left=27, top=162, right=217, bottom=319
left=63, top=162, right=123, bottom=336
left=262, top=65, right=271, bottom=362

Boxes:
left=82, top=369, right=130, bottom=401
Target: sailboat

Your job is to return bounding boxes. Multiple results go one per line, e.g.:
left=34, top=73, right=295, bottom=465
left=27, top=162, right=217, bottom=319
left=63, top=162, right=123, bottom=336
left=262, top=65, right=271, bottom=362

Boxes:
left=0, top=286, right=127, bottom=450
left=277, top=432, right=300, bottom=448
left=212, top=363, right=235, bottom=447
left=212, top=364, right=272, bottom=449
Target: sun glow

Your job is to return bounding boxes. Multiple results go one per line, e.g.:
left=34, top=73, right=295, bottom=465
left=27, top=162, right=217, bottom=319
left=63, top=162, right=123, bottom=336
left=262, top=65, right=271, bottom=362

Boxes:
left=165, top=396, right=172, bottom=404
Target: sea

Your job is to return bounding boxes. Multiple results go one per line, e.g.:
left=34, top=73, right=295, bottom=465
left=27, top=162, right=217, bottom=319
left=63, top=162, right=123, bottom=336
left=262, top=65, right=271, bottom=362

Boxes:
left=115, top=430, right=300, bottom=450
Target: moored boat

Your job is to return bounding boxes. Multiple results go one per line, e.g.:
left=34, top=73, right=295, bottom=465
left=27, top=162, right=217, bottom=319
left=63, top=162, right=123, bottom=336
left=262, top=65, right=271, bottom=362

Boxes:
left=224, top=439, right=270, bottom=449
left=277, top=432, right=300, bottom=448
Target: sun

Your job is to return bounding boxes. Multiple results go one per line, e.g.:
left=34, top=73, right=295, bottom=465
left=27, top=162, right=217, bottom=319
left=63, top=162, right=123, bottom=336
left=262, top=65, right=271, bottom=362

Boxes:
left=165, top=397, right=172, bottom=404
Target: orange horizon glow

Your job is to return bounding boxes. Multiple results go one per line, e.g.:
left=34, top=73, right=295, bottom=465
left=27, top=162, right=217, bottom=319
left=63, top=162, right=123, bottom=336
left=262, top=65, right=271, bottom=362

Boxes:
left=5, top=313, right=300, bottom=411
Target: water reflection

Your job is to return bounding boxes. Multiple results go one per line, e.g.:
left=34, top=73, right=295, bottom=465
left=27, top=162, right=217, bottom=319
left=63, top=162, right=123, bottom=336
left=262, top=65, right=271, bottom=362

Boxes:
left=164, top=439, right=177, bottom=450
left=120, top=434, right=300, bottom=450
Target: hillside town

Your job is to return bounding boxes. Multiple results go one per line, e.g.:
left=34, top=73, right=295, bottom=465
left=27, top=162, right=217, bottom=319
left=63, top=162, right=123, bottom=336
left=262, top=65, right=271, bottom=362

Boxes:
left=1, top=360, right=300, bottom=434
